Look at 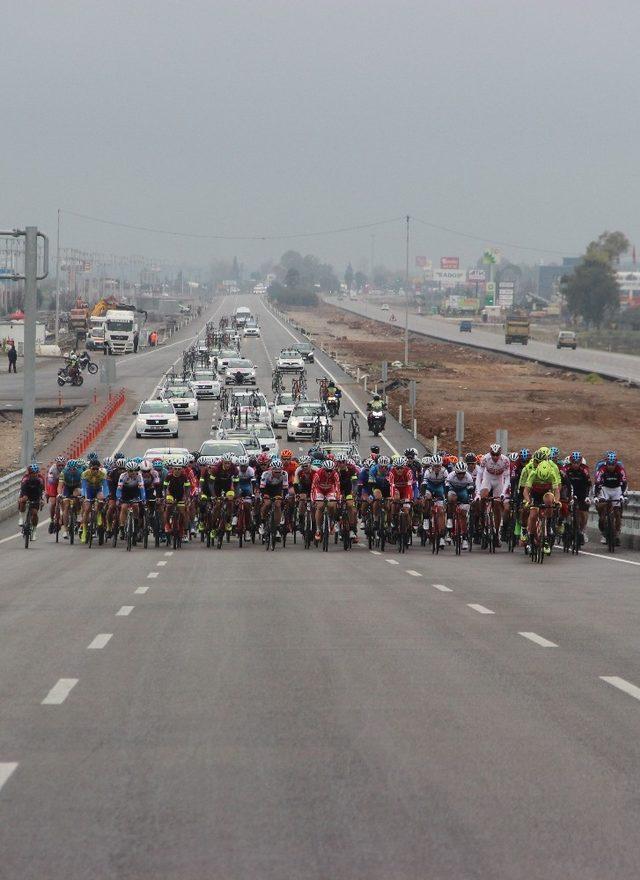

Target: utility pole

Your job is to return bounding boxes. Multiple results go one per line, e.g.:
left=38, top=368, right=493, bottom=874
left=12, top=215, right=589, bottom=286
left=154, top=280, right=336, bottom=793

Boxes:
left=55, top=209, right=60, bottom=344
left=370, top=233, right=375, bottom=281
left=404, top=214, right=410, bottom=366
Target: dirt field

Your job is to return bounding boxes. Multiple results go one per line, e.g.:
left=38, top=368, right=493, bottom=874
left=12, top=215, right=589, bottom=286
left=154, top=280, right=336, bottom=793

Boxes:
left=0, top=410, right=80, bottom=476
left=287, top=304, right=640, bottom=484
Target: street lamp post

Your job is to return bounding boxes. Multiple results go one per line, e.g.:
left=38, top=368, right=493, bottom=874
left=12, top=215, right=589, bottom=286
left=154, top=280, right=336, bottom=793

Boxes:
left=404, top=214, right=410, bottom=366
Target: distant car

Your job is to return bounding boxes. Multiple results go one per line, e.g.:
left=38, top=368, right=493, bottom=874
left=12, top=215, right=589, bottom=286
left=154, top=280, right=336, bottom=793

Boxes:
left=143, top=446, right=190, bottom=462
left=225, top=390, right=270, bottom=424
left=160, top=386, right=199, bottom=420
left=198, top=439, right=247, bottom=458
left=287, top=401, right=331, bottom=441
left=190, top=370, right=221, bottom=399
left=250, top=422, right=279, bottom=455
left=557, top=330, right=577, bottom=350
left=243, top=323, right=261, bottom=337
left=381, top=303, right=390, bottom=311
left=224, top=358, right=257, bottom=385
left=276, top=348, right=305, bottom=372
left=271, top=392, right=298, bottom=428
left=315, top=442, right=361, bottom=465
left=294, top=341, right=315, bottom=363
left=213, top=348, right=240, bottom=374
left=459, top=320, right=473, bottom=332
left=134, top=400, right=179, bottom=439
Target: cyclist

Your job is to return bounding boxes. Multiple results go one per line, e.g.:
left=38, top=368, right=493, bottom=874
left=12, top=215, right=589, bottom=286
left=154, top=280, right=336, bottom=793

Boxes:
left=561, top=451, right=592, bottom=546
left=594, top=451, right=627, bottom=545
left=18, top=463, right=45, bottom=540
left=335, top=453, right=359, bottom=541
left=311, top=458, right=341, bottom=541
left=235, top=455, right=256, bottom=532
left=105, top=453, right=127, bottom=537
left=116, top=460, right=146, bottom=537
left=293, top=456, right=315, bottom=531
left=369, top=444, right=380, bottom=463
left=210, top=453, right=240, bottom=535
left=523, top=459, right=561, bottom=556
left=420, top=454, right=448, bottom=548
left=477, top=444, right=511, bottom=547
left=368, top=455, right=395, bottom=531
left=390, top=454, right=414, bottom=533
left=139, top=458, right=162, bottom=536
left=45, top=455, right=66, bottom=531
left=446, top=461, right=476, bottom=550
left=57, top=458, right=83, bottom=539
left=163, top=457, right=191, bottom=540
left=80, top=458, right=109, bottom=543
left=259, top=457, right=288, bottom=537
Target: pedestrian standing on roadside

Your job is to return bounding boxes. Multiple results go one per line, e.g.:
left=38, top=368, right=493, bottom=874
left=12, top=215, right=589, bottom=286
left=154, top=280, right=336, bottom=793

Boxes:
left=133, top=330, right=139, bottom=353
left=7, top=342, right=17, bottom=373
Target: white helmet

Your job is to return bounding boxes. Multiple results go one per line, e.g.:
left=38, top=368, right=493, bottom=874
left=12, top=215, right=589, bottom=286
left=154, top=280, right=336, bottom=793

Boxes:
left=140, top=459, right=153, bottom=472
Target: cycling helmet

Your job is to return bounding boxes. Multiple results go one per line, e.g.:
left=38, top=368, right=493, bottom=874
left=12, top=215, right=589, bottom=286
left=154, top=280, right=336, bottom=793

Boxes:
left=237, top=455, right=250, bottom=466
left=509, top=452, right=519, bottom=463
left=421, top=455, right=432, bottom=466
left=103, top=457, right=113, bottom=470
left=377, top=455, right=391, bottom=467
left=538, top=446, right=551, bottom=460
left=125, top=459, right=138, bottom=471
left=536, top=461, right=554, bottom=481
left=76, top=458, right=87, bottom=469
left=87, top=451, right=99, bottom=463
left=606, top=451, right=617, bottom=464
left=280, top=449, right=293, bottom=460
left=448, top=455, right=458, bottom=466
left=335, top=452, right=348, bottom=462
left=372, top=393, right=381, bottom=400
left=257, top=452, right=270, bottom=466
left=520, top=448, right=531, bottom=462
left=114, top=451, right=125, bottom=461
left=465, top=452, right=476, bottom=464
left=152, top=458, right=163, bottom=469
left=549, top=446, right=559, bottom=461
left=298, top=455, right=311, bottom=466
left=29, top=463, right=40, bottom=473
left=454, top=461, right=468, bottom=474
left=394, top=455, right=407, bottom=467
left=55, top=454, right=67, bottom=465
left=140, top=459, right=153, bottom=472
left=89, top=457, right=101, bottom=467
left=311, top=459, right=323, bottom=468
left=404, top=448, right=413, bottom=457
left=370, top=445, right=380, bottom=454
left=489, top=443, right=501, bottom=455
left=431, top=454, right=443, bottom=466
left=171, top=456, right=184, bottom=468
left=230, top=455, right=238, bottom=465
left=271, top=457, right=283, bottom=468
left=187, top=453, right=195, bottom=464
left=362, top=458, right=373, bottom=469
left=570, top=451, right=582, bottom=463
left=323, top=459, right=336, bottom=470
left=533, top=448, right=547, bottom=462
left=222, top=452, right=233, bottom=462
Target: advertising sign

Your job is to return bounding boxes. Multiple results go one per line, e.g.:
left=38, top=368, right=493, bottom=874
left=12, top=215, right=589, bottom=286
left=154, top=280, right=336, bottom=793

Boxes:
left=485, top=281, right=496, bottom=305
left=440, top=256, right=459, bottom=269
left=498, top=281, right=515, bottom=308
left=467, top=268, right=486, bottom=282
left=433, top=268, right=466, bottom=288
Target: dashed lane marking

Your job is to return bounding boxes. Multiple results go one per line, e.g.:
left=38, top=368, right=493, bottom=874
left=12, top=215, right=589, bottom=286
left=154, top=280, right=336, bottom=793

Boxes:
left=370, top=550, right=381, bottom=556
left=116, top=606, right=134, bottom=616
left=134, top=586, right=149, bottom=595
left=468, top=603, right=495, bottom=615
left=164, top=551, right=174, bottom=557
left=579, top=551, right=640, bottom=567
left=147, top=572, right=159, bottom=579
left=0, top=763, right=18, bottom=793
left=432, top=583, right=452, bottom=592
left=385, top=559, right=399, bottom=565
left=87, top=633, right=113, bottom=650
left=157, top=560, right=167, bottom=566
left=518, top=632, right=558, bottom=648
left=406, top=570, right=422, bottom=577
left=42, top=679, right=78, bottom=705
left=600, top=676, right=640, bottom=701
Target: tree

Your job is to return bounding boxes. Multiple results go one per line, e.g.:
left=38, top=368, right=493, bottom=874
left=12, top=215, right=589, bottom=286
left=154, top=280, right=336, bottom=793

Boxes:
left=344, top=262, right=354, bottom=290
left=585, top=230, right=629, bottom=265
left=354, top=271, right=367, bottom=290
left=561, top=259, right=620, bottom=328
left=284, top=267, right=300, bottom=289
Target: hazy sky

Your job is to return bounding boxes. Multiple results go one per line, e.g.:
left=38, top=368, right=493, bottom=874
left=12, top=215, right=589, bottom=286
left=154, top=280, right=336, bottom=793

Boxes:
left=3, top=0, right=640, bottom=274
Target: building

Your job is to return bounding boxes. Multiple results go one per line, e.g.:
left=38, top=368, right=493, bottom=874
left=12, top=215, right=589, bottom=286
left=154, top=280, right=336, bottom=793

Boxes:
left=537, top=257, right=580, bottom=301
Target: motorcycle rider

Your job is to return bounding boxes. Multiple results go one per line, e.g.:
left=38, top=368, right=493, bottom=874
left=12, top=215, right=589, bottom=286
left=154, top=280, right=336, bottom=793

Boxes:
left=366, top=393, right=386, bottom=432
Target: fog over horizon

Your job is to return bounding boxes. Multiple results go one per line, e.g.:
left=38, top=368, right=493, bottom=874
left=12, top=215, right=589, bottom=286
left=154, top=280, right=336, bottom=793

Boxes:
left=3, top=0, right=640, bottom=274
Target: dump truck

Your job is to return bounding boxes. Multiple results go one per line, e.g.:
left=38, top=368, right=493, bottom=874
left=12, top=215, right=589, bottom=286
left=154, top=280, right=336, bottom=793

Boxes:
left=504, top=313, right=530, bottom=345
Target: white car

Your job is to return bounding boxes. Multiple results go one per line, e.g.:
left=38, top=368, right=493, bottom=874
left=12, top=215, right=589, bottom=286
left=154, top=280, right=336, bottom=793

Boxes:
left=243, top=323, right=261, bottom=337
left=276, top=348, right=305, bottom=372
left=270, top=392, right=297, bottom=428
left=250, top=422, right=279, bottom=455
left=191, top=369, right=221, bottom=399
left=134, top=400, right=179, bottom=439
left=213, top=348, right=241, bottom=374
left=381, top=303, right=390, bottom=311
left=143, top=446, right=190, bottom=463
left=224, top=357, right=257, bottom=385
left=226, top=390, right=270, bottom=423
left=160, top=386, right=199, bottom=420
left=199, top=439, right=247, bottom=458
left=287, top=401, right=331, bottom=441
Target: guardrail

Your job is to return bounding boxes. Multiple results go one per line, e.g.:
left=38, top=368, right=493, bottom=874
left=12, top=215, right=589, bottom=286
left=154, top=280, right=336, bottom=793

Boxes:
left=0, top=469, right=23, bottom=520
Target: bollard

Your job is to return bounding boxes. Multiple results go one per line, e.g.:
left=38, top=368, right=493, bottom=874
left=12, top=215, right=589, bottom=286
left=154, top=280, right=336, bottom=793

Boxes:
left=398, top=405, right=403, bottom=426
left=58, top=389, right=62, bottom=407
left=413, top=418, right=417, bottom=439
left=363, top=376, right=368, bottom=393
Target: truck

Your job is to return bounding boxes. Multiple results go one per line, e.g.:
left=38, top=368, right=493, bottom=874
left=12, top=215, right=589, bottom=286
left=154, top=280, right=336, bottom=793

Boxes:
left=504, top=313, right=530, bottom=345
left=234, top=306, right=252, bottom=327
left=87, top=316, right=107, bottom=351
left=68, top=299, right=90, bottom=338
left=104, top=309, right=137, bottom=354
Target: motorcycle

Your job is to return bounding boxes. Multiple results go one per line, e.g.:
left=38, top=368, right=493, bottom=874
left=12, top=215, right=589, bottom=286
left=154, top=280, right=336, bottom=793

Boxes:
left=368, top=410, right=386, bottom=436
left=326, top=395, right=340, bottom=418
left=77, top=351, right=99, bottom=374
left=57, top=365, right=84, bottom=387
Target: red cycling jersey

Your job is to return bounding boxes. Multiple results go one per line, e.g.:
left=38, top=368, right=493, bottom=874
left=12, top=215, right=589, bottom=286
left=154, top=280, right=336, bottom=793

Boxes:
left=311, top=469, right=341, bottom=501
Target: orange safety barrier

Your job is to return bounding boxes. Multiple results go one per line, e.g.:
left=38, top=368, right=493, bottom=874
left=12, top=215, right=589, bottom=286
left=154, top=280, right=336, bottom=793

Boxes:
left=62, top=388, right=126, bottom=458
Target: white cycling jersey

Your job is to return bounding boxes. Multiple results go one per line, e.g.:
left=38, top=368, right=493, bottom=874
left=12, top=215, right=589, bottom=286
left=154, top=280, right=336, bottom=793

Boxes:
left=478, top=453, right=510, bottom=476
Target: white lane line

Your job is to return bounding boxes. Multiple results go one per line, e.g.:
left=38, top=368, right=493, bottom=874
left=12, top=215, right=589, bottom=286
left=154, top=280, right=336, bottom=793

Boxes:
left=518, top=632, right=558, bottom=648
left=87, top=633, right=113, bottom=650
left=579, top=551, right=640, bottom=567
left=261, top=301, right=401, bottom=455
left=0, top=517, right=51, bottom=545
left=134, top=586, right=149, bottom=595
left=157, top=560, right=167, bottom=566
left=370, top=550, right=381, bottom=556
left=0, top=763, right=18, bottom=793
left=147, top=571, right=159, bottom=579
left=42, top=678, right=78, bottom=705
left=468, top=603, right=495, bottom=615
left=406, top=570, right=422, bottom=577
left=600, top=676, right=640, bottom=701
left=116, top=605, right=134, bottom=616
left=386, top=559, right=399, bottom=565
left=164, top=551, right=174, bottom=557
left=432, top=583, right=452, bottom=592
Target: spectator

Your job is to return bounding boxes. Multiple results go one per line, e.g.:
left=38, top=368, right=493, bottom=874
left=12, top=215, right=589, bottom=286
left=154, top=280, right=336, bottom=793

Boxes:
left=7, top=342, right=17, bottom=373
left=133, top=330, right=139, bottom=353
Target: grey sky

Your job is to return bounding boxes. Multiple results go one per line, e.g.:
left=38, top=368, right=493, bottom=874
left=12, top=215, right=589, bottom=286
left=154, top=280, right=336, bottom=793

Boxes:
left=3, top=0, right=640, bottom=274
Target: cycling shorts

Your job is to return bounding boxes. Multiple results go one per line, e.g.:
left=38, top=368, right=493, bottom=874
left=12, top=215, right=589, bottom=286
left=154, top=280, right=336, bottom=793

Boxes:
left=449, top=489, right=471, bottom=505
left=236, top=484, right=254, bottom=498
left=423, top=482, right=445, bottom=500
left=46, top=482, right=57, bottom=499
left=598, top=486, right=623, bottom=503
left=370, top=482, right=391, bottom=499
left=480, top=471, right=510, bottom=498
left=395, top=485, right=413, bottom=502
left=83, top=485, right=100, bottom=502
left=120, top=489, right=143, bottom=504
left=313, top=491, right=338, bottom=502
left=529, top=490, right=553, bottom=508
left=62, top=485, right=80, bottom=499
left=20, top=487, right=43, bottom=503
left=262, top=484, right=285, bottom=499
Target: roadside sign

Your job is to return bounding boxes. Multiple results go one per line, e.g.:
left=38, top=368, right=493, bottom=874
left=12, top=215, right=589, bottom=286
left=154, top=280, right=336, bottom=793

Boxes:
left=381, top=360, right=388, bottom=383
left=496, top=428, right=508, bottom=452
left=409, top=379, right=417, bottom=408
left=99, top=359, right=117, bottom=384
left=440, top=256, right=459, bottom=269
left=468, top=268, right=486, bottom=282
left=485, top=281, right=496, bottom=305
left=455, top=410, right=464, bottom=442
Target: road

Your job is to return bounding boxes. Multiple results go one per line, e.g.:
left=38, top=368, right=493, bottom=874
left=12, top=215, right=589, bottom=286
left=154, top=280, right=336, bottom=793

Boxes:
left=333, top=296, right=640, bottom=383
left=1, top=295, right=640, bottom=879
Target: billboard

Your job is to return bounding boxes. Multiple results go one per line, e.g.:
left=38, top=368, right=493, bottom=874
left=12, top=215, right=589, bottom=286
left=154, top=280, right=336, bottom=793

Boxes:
left=498, top=281, right=515, bottom=308
left=433, top=268, right=466, bottom=288
left=440, top=256, right=459, bottom=269
left=467, top=268, right=486, bottom=282
left=415, top=255, right=428, bottom=268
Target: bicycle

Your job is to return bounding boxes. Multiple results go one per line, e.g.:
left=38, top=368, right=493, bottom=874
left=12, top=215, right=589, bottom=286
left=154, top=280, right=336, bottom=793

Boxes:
left=480, top=497, right=497, bottom=554
left=563, top=497, right=580, bottom=556
left=343, top=410, right=360, bottom=444
left=125, top=506, right=137, bottom=552
left=599, top=498, right=622, bottom=553
left=263, top=502, right=278, bottom=552
left=337, top=500, right=352, bottom=551
left=396, top=501, right=412, bottom=554
left=22, top=500, right=39, bottom=549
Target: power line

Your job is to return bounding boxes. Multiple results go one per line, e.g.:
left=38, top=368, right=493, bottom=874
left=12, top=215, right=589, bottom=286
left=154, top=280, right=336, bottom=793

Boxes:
left=412, top=215, right=568, bottom=257
left=60, top=210, right=404, bottom=242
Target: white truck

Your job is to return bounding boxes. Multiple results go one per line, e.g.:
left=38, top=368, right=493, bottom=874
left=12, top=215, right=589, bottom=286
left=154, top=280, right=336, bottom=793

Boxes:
left=234, top=306, right=252, bottom=327
left=87, top=316, right=107, bottom=351
left=104, top=309, right=137, bottom=354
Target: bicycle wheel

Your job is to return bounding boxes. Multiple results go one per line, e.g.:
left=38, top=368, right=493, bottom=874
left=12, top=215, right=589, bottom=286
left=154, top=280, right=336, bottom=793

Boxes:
left=322, top=510, right=330, bottom=552
left=270, top=508, right=277, bottom=551
left=607, top=508, right=615, bottom=553
left=23, top=521, right=30, bottom=549
left=126, top=514, right=133, bottom=551
left=87, top=510, right=95, bottom=548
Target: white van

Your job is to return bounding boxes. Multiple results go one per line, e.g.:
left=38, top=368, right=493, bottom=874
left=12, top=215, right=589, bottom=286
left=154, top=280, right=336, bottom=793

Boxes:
left=234, top=306, right=252, bottom=327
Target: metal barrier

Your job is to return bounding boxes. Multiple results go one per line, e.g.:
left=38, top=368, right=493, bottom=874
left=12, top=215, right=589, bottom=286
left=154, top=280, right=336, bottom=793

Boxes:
left=0, top=469, right=23, bottom=520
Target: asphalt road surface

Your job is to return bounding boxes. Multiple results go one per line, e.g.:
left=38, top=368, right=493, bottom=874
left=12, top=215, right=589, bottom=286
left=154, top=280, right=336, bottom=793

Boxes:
left=334, top=296, right=640, bottom=383
left=1, top=296, right=640, bottom=880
